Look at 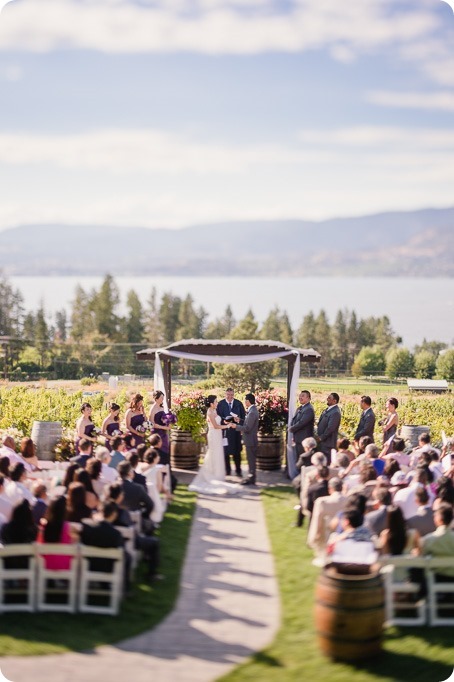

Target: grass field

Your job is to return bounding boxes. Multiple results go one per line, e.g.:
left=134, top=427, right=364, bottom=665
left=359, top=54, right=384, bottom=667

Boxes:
left=0, top=486, right=196, bottom=656
left=221, top=487, right=454, bottom=682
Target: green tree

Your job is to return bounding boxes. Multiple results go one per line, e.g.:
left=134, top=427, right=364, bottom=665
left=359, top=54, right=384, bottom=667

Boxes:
left=204, top=305, right=236, bottom=339
left=176, top=295, right=207, bottom=340
left=414, top=351, right=436, bottom=379
left=314, top=310, right=331, bottom=370
left=145, top=287, right=164, bottom=347
left=279, top=312, right=293, bottom=346
left=414, top=339, right=447, bottom=358
left=260, top=306, right=281, bottom=341
left=34, top=304, right=50, bottom=367
left=351, top=346, right=386, bottom=377
left=92, top=274, right=121, bottom=340
left=0, top=275, right=24, bottom=337
left=55, top=309, right=68, bottom=342
left=229, top=309, right=259, bottom=340
left=385, top=347, right=414, bottom=379
left=125, top=290, right=145, bottom=344
left=331, top=310, right=348, bottom=370
left=70, top=285, right=95, bottom=341
left=159, top=292, right=181, bottom=344
left=436, top=349, right=454, bottom=381
left=296, top=311, right=317, bottom=349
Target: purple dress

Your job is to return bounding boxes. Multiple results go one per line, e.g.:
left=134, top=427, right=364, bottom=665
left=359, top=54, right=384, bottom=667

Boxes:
left=76, top=423, right=96, bottom=454
left=129, top=413, right=145, bottom=446
left=152, top=410, right=170, bottom=457
left=105, top=422, right=123, bottom=451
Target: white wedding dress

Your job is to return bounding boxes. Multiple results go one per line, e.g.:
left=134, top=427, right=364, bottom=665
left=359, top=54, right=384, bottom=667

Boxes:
left=189, top=415, right=241, bottom=495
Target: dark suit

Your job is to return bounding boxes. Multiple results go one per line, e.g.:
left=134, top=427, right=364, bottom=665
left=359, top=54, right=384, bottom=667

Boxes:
left=133, top=471, right=147, bottom=491
left=364, top=506, right=388, bottom=536
left=354, top=408, right=376, bottom=442
left=306, top=480, right=329, bottom=516
left=317, top=405, right=341, bottom=464
left=80, top=519, right=124, bottom=572
left=217, top=397, right=246, bottom=475
left=407, top=507, right=436, bottom=537
left=288, top=402, right=315, bottom=455
left=121, top=479, right=154, bottom=517
left=235, top=404, right=259, bottom=482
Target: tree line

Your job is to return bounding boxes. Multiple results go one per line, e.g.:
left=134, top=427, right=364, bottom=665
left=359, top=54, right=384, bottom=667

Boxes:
left=0, top=274, right=452, bottom=381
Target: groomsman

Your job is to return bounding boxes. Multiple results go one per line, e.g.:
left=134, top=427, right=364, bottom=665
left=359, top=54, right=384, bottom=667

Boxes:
left=317, top=393, right=341, bottom=465
left=288, top=390, right=315, bottom=459
left=354, top=395, right=376, bottom=444
left=232, top=393, right=259, bottom=485
left=217, top=388, right=246, bottom=477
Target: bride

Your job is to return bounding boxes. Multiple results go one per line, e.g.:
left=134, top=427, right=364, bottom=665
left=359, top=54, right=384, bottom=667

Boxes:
left=189, top=395, right=241, bottom=496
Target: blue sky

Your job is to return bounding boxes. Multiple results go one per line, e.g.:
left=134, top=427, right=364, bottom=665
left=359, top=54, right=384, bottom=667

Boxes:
left=0, top=0, right=453, bottom=229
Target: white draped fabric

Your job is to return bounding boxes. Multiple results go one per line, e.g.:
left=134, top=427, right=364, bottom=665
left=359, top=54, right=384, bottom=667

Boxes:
left=153, top=348, right=300, bottom=433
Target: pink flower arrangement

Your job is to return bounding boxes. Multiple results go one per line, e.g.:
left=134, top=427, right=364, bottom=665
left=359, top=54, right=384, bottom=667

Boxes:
left=256, top=389, right=288, bottom=435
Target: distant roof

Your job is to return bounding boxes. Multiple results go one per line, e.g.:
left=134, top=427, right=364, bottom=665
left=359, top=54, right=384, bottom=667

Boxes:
left=136, top=338, right=321, bottom=363
left=407, top=378, right=449, bottom=392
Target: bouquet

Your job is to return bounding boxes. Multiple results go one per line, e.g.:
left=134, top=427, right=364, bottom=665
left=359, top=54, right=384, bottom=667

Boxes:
left=136, top=420, right=153, bottom=433
left=161, top=411, right=177, bottom=426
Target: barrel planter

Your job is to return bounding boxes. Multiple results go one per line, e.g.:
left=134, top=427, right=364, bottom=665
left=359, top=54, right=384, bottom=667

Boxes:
left=30, top=421, right=63, bottom=461
left=314, top=568, right=384, bottom=661
left=400, top=425, right=430, bottom=448
left=170, top=430, right=201, bottom=470
left=257, top=433, right=283, bottom=471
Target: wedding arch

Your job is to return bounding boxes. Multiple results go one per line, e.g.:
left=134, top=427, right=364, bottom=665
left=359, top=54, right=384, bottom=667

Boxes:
left=136, top=339, right=321, bottom=429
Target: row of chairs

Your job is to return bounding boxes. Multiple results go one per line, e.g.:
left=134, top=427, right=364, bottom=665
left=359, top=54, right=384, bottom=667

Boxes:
left=0, top=542, right=124, bottom=616
left=379, top=555, right=454, bottom=626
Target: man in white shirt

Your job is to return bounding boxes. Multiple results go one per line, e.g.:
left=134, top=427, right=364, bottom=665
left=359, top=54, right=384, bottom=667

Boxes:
left=394, top=468, right=434, bottom=520
left=5, top=462, right=36, bottom=506
left=0, top=436, right=34, bottom=472
left=95, top=446, right=118, bottom=484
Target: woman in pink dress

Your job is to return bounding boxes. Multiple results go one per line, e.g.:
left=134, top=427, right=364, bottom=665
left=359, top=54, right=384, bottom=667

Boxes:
left=37, top=495, right=75, bottom=570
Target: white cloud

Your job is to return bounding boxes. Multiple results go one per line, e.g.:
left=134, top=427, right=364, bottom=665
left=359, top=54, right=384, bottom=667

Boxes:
left=0, top=0, right=441, bottom=55
left=366, top=90, right=454, bottom=111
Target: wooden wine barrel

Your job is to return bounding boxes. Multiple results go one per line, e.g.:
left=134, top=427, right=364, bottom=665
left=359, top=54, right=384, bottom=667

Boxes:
left=170, top=430, right=201, bottom=470
left=314, top=568, right=384, bottom=661
left=257, top=434, right=283, bottom=471
left=400, top=425, right=430, bottom=448
left=30, top=421, right=63, bottom=461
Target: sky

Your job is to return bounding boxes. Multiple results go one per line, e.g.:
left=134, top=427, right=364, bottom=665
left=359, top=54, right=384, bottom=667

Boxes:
left=0, top=0, right=453, bottom=230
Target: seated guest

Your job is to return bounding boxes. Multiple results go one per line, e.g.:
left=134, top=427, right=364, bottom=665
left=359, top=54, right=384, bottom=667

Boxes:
left=383, top=458, right=401, bottom=481
left=20, top=438, right=40, bottom=470
left=354, top=435, right=373, bottom=458
left=0, top=474, right=13, bottom=522
left=31, top=483, right=48, bottom=525
left=377, top=505, right=410, bottom=556
left=308, top=477, right=346, bottom=562
left=70, top=439, right=93, bottom=468
left=328, top=501, right=373, bottom=552
left=432, top=476, right=454, bottom=511
left=406, top=487, right=436, bottom=537
left=148, top=433, right=178, bottom=493
left=94, top=446, right=117, bottom=484
left=126, top=451, right=147, bottom=490
left=364, top=487, right=392, bottom=536
left=365, top=444, right=385, bottom=476
left=0, top=436, right=28, bottom=469
left=394, top=467, right=434, bottom=519
left=409, top=432, right=440, bottom=467
left=0, top=456, right=11, bottom=479
left=348, top=462, right=377, bottom=501
left=123, top=434, right=136, bottom=453
left=106, top=483, right=161, bottom=581
left=62, top=463, right=79, bottom=491
left=336, top=437, right=356, bottom=464
left=418, top=503, right=454, bottom=579
left=74, top=468, right=99, bottom=509
left=37, top=495, right=75, bottom=569
left=5, top=462, right=36, bottom=506
left=109, top=436, right=127, bottom=470
left=66, top=482, right=93, bottom=523
left=2, top=499, right=37, bottom=543
left=80, top=501, right=130, bottom=590
left=117, top=461, right=154, bottom=528
left=136, top=443, right=148, bottom=463
left=300, top=451, right=328, bottom=517
left=382, top=437, right=410, bottom=468
left=307, top=465, right=330, bottom=520
left=86, top=457, right=105, bottom=499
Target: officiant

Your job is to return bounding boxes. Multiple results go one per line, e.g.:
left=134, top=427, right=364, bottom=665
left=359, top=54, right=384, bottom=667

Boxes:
left=217, top=388, right=246, bottom=477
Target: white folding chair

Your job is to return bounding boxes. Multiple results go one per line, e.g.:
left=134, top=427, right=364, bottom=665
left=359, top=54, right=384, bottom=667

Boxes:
left=78, top=546, right=123, bottom=615
left=129, top=510, right=142, bottom=534
left=379, top=556, right=427, bottom=626
left=35, top=543, right=79, bottom=613
left=426, top=557, right=454, bottom=626
left=115, top=525, right=139, bottom=574
left=0, top=544, right=36, bottom=612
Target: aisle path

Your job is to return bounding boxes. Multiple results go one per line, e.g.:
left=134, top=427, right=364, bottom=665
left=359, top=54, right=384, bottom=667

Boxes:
left=2, top=485, right=280, bottom=682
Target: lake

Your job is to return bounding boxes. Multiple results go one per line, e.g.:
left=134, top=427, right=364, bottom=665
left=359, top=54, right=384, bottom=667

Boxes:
left=10, top=276, right=454, bottom=348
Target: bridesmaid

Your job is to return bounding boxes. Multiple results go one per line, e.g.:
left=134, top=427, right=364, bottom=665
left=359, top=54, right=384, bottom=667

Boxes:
left=381, top=397, right=399, bottom=451
left=75, top=402, right=98, bottom=453
left=101, top=402, right=123, bottom=450
left=125, top=393, right=146, bottom=446
left=149, top=390, right=171, bottom=465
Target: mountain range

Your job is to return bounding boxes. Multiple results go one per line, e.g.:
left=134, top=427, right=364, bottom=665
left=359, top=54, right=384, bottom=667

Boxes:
left=0, top=207, right=453, bottom=277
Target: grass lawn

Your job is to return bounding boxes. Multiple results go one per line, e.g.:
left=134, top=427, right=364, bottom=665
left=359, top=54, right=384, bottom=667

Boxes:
left=221, top=487, right=454, bottom=682
left=0, top=485, right=196, bottom=656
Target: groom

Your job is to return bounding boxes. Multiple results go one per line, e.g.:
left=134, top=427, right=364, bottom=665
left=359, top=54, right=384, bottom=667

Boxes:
left=232, top=393, right=259, bottom=486
left=217, top=388, right=246, bottom=477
